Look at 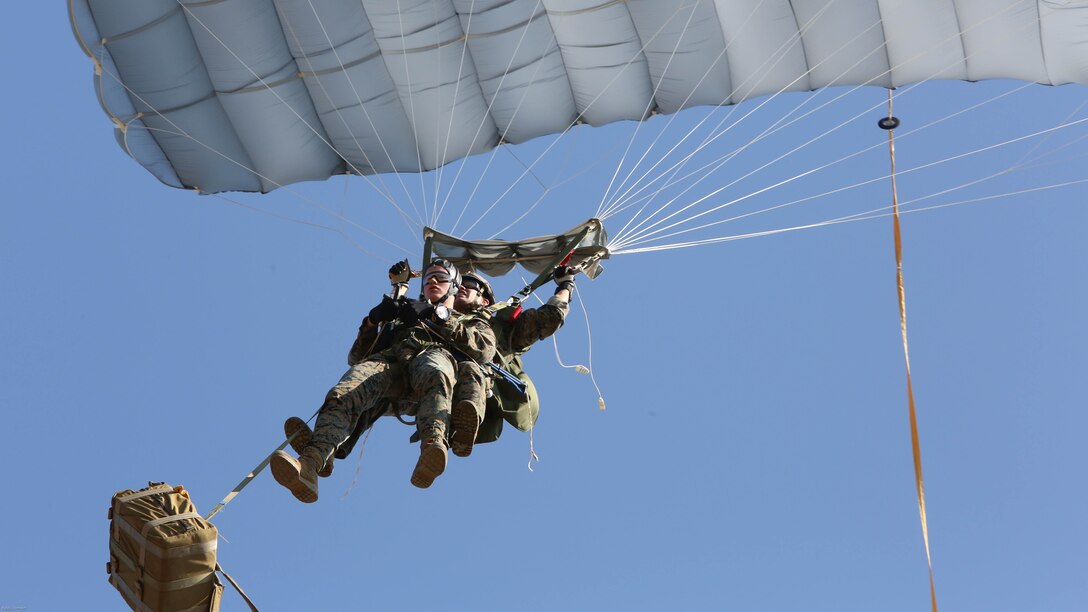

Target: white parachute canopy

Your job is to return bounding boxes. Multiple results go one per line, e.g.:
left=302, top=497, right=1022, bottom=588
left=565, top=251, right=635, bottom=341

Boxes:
left=70, top=0, right=1088, bottom=195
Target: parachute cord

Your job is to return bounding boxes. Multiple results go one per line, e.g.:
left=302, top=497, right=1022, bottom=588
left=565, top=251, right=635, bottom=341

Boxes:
left=343, top=425, right=375, bottom=498
left=208, top=192, right=384, bottom=261
left=572, top=288, right=606, bottom=412
left=526, top=419, right=540, bottom=472
left=883, top=91, right=938, bottom=612
left=523, top=283, right=594, bottom=379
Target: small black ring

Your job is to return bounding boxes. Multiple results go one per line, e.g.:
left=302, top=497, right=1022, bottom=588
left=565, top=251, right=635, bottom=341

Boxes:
left=878, top=116, right=901, bottom=130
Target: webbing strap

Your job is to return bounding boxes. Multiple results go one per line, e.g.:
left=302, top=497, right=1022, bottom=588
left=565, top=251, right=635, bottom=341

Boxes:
left=204, top=409, right=319, bottom=521
left=216, top=562, right=260, bottom=611
left=885, top=91, right=938, bottom=612
left=203, top=437, right=292, bottom=521
left=116, top=484, right=175, bottom=503
left=508, top=224, right=593, bottom=305
left=141, top=512, right=202, bottom=537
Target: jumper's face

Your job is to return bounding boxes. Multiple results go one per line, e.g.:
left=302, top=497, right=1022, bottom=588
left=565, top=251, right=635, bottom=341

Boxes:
left=454, top=284, right=488, bottom=312
left=422, top=266, right=452, bottom=302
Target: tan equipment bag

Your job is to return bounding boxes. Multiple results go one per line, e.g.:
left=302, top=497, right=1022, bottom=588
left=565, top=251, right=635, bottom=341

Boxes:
left=107, top=483, right=224, bottom=612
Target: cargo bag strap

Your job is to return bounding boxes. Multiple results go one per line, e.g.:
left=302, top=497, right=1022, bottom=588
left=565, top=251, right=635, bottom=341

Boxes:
left=216, top=562, right=259, bottom=612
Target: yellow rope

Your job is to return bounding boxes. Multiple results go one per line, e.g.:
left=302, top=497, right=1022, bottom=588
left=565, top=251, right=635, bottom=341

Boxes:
left=885, top=89, right=938, bottom=612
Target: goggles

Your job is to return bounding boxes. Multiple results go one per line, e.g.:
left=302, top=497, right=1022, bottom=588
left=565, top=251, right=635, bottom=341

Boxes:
left=423, top=271, right=452, bottom=285
left=461, top=278, right=482, bottom=292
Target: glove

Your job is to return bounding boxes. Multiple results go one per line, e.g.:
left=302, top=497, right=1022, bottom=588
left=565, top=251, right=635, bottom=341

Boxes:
left=553, top=264, right=578, bottom=293
left=389, top=259, right=412, bottom=286
left=367, top=295, right=398, bottom=324
left=397, top=299, right=433, bottom=326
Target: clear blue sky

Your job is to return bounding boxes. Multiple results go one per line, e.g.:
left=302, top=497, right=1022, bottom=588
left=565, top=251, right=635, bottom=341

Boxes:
left=3, top=4, right=1087, bottom=611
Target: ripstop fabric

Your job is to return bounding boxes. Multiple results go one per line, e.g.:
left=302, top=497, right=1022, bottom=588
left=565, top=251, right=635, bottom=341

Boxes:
left=71, top=0, right=1088, bottom=194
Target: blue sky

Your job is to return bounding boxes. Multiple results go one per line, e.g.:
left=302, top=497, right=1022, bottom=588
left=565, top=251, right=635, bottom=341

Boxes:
left=3, top=4, right=1087, bottom=611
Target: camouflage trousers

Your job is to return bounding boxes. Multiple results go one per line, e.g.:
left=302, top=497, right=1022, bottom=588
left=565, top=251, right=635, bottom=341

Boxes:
left=453, top=361, right=488, bottom=421
left=307, top=347, right=457, bottom=463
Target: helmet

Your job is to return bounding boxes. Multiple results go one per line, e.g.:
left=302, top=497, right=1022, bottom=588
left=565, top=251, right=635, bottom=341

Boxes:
left=461, top=271, right=494, bottom=304
left=422, top=258, right=461, bottom=302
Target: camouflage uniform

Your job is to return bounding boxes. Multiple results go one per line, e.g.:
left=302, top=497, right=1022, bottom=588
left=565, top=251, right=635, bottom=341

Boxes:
left=305, top=307, right=495, bottom=465
left=451, top=294, right=569, bottom=428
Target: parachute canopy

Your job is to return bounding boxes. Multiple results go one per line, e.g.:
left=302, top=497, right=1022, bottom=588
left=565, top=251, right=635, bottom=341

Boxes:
left=72, top=0, right=1088, bottom=194
left=426, top=218, right=608, bottom=279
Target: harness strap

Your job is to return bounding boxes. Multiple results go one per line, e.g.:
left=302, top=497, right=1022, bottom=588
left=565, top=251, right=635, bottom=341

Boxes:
left=508, top=224, right=594, bottom=305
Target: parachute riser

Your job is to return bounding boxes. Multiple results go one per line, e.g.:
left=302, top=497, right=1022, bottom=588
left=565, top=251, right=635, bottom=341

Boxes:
left=507, top=223, right=596, bottom=307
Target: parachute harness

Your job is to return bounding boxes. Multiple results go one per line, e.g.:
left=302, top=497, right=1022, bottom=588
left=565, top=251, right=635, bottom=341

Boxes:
left=882, top=91, right=938, bottom=612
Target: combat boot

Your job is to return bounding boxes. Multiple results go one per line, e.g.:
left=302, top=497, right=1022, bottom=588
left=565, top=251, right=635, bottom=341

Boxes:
left=410, top=427, right=448, bottom=489
left=450, top=400, right=480, bottom=458
left=270, top=448, right=322, bottom=503
left=284, top=417, right=333, bottom=477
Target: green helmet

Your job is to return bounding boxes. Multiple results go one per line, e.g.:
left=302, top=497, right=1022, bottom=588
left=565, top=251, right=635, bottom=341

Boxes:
left=461, top=271, right=495, bottom=304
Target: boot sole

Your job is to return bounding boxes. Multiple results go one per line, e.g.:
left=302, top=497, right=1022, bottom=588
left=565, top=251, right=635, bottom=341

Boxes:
left=450, top=402, right=479, bottom=458
left=284, top=417, right=312, bottom=455
left=270, top=451, right=318, bottom=503
left=410, top=445, right=447, bottom=489
left=284, top=417, right=333, bottom=478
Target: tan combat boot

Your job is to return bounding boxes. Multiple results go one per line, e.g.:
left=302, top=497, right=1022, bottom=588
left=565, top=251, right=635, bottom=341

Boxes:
left=270, top=448, right=322, bottom=503
left=450, top=400, right=480, bottom=458
left=284, top=416, right=333, bottom=477
left=410, top=427, right=448, bottom=489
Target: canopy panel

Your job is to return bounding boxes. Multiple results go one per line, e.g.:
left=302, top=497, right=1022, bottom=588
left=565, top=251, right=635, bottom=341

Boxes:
left=426, top=218, right=608, bottom=279
left=71, top=0, right=1088, bottom=194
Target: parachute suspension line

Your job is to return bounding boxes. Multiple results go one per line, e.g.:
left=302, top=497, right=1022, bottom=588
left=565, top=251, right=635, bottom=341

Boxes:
left=458, top=0, right=719, bottom=237
left=617, top=83, right=1088, bottom=250
left=594, top=2, right=702, bottom=214
left=609, top=175, right=1088, bottom=255
left=601, top=15, right=890, bottom=228
left=178, top=4, right=418, bottom=221
left=426, top=0, right=441, bottom=226
left=609, top=23, right=937, bottom=248
left=605, top=22, right=877, bottom=248
left=882, top=92, right=939, bottom=612
left=432, top=0, right=477, bottom=228
left=91, top=59, right=414, bottom=256
left=208, top=193, right=386, bottom=261
left=608, top=75, right=1047, bottom=252
left=604, top=0, right=1037, bottom=224
left=448, top=3, right=555, bottom=235
left=1006, top=94, right=1088, bottom=171
left=395, top=1, right=431, bottom=228
left=599, top=0, right=850, bottom=223
left=599, top=7, right=817, bottom=225
left=607, top=0, right=1041, bottom=247
left=610, top=100, right=891, bottom=251
left=608, top=97, right=1034, bottom=253
left=607, top=80, right=1035, bottom=235
left=488, top=136, right=581, bottom=239
left=82, top=14, right=417, bottom=253
left=292, top=0, right=426, bottom=228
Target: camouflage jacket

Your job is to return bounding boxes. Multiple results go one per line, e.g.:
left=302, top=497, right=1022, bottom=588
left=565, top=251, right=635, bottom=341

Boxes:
left=493, top=294, right=569, bottom=357
left=348, top=302, right=496, bottom=367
